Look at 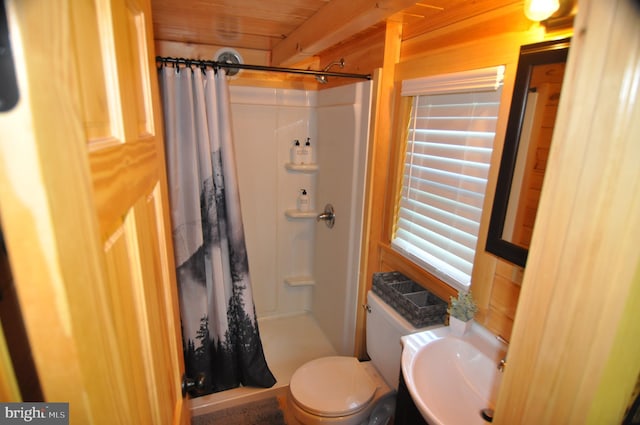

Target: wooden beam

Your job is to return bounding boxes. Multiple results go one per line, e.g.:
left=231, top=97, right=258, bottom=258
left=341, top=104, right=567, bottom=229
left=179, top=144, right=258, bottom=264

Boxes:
left=354, top=18, right=402, bottom=359
left=271, top=0, right=417, bottom=66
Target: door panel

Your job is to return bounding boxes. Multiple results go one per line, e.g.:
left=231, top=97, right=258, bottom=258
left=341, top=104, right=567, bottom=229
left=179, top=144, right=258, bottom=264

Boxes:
left=73, top=0, right=129, bottom=149
left=85, top=0, right=186, bottom=422
left=0, top=0, right=187, bottom=423
left=71, top=0, right=117, bottom=143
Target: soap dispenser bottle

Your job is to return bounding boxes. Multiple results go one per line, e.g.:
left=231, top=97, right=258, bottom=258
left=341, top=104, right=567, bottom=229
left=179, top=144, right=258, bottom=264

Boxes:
left=297, top=189, right=310, bottom=212
left=301, top=137, right=313, bottom=164
left=290, top=139, right=302, bottom=164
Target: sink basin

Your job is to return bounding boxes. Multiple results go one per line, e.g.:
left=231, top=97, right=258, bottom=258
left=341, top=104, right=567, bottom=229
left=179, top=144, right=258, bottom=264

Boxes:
left=401, top=324, right=506, bottom=424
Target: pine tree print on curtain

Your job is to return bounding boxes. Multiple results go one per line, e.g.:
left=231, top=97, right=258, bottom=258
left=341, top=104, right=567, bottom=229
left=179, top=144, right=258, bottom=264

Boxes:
left=159, top=65, right=276, bottom=395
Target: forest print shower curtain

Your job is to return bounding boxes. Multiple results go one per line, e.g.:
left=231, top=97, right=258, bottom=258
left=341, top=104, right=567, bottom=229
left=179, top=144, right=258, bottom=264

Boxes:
left=159, top=65, right=276, bottom=395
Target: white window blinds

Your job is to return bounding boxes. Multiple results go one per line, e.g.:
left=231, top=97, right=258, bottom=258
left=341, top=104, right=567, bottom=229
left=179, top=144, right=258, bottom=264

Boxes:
left=392, top=66, right=504, bottom=291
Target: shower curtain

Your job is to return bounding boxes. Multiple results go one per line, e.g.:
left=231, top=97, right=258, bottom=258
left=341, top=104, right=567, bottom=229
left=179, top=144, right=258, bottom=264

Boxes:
left=159, top=65, right=276, bottom=395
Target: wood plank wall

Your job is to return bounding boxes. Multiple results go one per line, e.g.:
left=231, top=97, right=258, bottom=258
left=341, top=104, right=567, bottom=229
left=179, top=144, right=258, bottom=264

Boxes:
left=154, top=24, right=386, bottom=91
left=357, top=1, right=573, bottom=353
left=495, top=1, right=640, bottom=421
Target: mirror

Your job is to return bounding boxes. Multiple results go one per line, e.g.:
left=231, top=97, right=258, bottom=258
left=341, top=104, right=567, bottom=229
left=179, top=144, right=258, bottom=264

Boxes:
left=487, top=38, right=570, bottom=267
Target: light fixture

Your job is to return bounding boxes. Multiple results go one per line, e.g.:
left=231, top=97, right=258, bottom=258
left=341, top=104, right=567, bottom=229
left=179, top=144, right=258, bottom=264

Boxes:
left=524, top=0, right=560, bottom=21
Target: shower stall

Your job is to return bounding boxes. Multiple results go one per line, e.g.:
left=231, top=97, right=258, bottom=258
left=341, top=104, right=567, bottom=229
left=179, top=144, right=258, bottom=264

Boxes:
left=190, top=80, right=372, bottom=412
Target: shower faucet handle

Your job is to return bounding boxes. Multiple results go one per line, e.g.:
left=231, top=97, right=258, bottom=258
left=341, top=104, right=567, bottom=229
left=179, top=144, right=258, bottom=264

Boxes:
left=316, top=204, right=335, bottom=229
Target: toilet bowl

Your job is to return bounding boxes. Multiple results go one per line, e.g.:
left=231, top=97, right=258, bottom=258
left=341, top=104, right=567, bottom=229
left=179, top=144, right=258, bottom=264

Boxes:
left=288, top=357, right=392, bottom=425
left=287, top=291, right=429, bottom=425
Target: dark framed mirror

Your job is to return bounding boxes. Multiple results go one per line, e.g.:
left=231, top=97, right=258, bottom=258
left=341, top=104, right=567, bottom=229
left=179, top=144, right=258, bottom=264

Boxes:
left=486, top=38, right=571, bottom=267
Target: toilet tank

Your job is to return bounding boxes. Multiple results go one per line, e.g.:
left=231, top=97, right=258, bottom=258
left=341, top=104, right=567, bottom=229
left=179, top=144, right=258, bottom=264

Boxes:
left=366, top=291, right=423, bottom=390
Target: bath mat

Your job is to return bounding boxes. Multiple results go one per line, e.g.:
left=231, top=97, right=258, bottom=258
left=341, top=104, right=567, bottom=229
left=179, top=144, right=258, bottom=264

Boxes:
left=192, top=396, right=287, bottom=425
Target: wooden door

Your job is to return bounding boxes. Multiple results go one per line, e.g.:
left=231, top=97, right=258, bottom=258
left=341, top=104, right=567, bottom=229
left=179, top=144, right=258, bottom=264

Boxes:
left=0, top=0, right=188, bottom=423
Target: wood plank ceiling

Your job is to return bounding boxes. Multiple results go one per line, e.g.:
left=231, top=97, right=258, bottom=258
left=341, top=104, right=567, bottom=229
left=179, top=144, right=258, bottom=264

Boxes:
left=149, top=0, right=497, bottom=66
left=150, top=0, right=332, bottom=52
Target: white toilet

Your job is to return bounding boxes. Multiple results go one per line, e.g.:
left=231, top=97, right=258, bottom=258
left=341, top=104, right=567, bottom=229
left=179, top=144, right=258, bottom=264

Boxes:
left=287, top=290, right=435, bottom=425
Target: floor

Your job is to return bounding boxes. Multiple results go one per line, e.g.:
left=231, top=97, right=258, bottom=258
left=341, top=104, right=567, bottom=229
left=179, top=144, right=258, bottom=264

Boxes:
left=189, top=312, right=337, bottom=418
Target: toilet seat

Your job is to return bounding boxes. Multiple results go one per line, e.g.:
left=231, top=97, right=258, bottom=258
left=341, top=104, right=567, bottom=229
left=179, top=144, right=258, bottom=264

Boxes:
left=289, top=356, right=378, bottom=418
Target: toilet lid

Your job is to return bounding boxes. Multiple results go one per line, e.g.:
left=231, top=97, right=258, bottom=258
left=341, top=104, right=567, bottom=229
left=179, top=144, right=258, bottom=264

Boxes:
left=290, top=356, right=378, bottom=418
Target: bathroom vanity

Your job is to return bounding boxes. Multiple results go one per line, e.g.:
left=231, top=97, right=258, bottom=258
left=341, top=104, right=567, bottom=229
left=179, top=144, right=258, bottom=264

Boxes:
left=395, top=372, right=428, bottom=425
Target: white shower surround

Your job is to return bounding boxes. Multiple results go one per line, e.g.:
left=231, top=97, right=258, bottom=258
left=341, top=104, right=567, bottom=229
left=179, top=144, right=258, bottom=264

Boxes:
left=230, top=82, right=371, bottom=356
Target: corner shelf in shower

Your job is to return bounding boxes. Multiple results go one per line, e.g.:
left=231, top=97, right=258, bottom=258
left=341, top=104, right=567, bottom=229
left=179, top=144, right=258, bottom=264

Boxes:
left=284, top=275, right=316, bottom=287
left=285, top=163, right=319, bottom=173
left=285, top=209, right=318, bottom=219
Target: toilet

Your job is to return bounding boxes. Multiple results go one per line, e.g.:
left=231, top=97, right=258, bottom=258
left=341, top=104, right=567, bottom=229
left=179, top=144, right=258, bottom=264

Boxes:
left=287, top=290, right=435, bottom=425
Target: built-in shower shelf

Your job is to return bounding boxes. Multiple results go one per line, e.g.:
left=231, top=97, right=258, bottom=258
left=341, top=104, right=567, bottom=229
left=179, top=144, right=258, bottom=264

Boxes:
left=285, top=163, right=319, bottom=173
left=284, top=276, right=316, bottom=287
left=285, top=210, right=318, bottom=219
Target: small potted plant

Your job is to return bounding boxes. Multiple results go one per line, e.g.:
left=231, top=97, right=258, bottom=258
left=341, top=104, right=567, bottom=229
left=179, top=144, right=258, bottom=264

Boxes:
left=447, top=291, right=477, bottom=336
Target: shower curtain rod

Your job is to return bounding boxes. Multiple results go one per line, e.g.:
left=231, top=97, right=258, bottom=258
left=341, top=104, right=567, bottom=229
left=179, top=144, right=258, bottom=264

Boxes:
left=156, top=56, right=372, bottom=81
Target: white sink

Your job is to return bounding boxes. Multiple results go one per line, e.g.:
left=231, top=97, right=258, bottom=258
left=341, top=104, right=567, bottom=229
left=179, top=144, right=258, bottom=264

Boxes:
left=401, top=323, right=507, bottom=425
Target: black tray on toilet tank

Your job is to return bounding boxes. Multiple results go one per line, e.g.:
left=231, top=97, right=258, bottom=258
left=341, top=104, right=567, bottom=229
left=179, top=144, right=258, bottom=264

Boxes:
left=372, top=271, right=447, bottom=328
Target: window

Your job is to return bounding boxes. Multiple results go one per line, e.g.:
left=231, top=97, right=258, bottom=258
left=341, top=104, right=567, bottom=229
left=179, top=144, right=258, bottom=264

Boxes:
left=392, top=66, right=504, bottom=291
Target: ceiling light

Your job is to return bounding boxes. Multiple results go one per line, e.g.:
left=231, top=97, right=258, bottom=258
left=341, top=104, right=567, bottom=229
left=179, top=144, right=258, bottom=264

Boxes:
left=524, top=0, right=560, bottom=21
